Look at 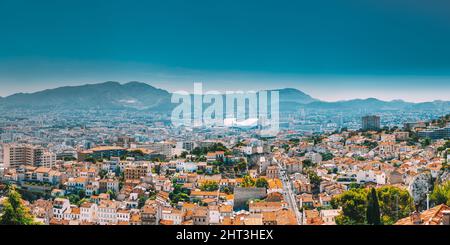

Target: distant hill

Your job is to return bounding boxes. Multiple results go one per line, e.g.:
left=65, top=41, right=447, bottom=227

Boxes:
left=0, top=82, right=448, bottom=113
left=0, top=81, right=172, bottom=111
left=0, top=84, right=320, bottom=112
left=278, top=96, right=450, bottom=112
left=304, top=98, right=410, bottom=110
left=273, top=88, right=318, bottom=104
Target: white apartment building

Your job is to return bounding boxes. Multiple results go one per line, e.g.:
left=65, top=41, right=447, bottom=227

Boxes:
left=161, top=208, right=183, bottom=225
left=63, top=206, right=80, bottom=221
left=80, top=202, right=98, bottom=223
left=25, top=167, right=62, bottom=185
left=97, top=200, right=118, bottom=225
left=208, top=206, right=220, bottom=225
left=117, top=209, right=131, bottom=223
left=305, top=152, right=323, bottom=164
left=355, top=170, right=386, bottom=185
left=41, top=151, right=57, bottom=168
left=2, top=143, right=55, bottom=168
left=53, top=198, right=71, bottom=220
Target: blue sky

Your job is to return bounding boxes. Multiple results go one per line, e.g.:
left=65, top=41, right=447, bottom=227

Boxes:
left=0, top=0, right=450, bottom=101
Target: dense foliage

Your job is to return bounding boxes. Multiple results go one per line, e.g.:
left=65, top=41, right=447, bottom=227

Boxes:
left=0, top=186, right=38, bottom=225
left=255, top=178, right=269, bottom=188
left=169, top=184, right=191, bottom=204
left=366, top=188, right=381, bottom=225
left=430, top=181, right=450, bottom=206
left=200, top=180, right=219, bottom=191
left=331, top=186, right=414, bottom=225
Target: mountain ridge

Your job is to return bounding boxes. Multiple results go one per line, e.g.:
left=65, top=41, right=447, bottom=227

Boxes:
left=0, top=81, right=448, bottom=112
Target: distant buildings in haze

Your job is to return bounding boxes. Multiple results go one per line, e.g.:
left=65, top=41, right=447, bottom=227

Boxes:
left=362, top=115, right=381, bottom=131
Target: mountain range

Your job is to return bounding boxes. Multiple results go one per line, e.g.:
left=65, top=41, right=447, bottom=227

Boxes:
left=0, top=81, right=172, bottom=111
left=0, top=81, right=448, bottom=112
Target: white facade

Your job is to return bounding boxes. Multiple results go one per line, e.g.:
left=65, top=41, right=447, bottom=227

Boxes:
left=356, top=170, right=386, bottom=185
left=53, top=198, right=70, bottom=220
left=80, top=203, right=98, bottom=223
left=117, top=210, right=131, bottom=223
left=97, top=201, right=118, bottom=225
left=161, top=209, right=183, bottom=225
left=208, top=208, right=220, bottom=225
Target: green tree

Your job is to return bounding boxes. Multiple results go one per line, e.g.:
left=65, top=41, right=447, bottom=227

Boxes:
left=241, top=175, right=256, bottom=188
left=85, top=157, right=97, bottom=163
left=331, top=188, right=367, bottom=225
left=302, top=159, right=314, bottom=168
left=332, top=186, right=414, bottom=225
left=255, top=178, right=269, bottom=188
left=421, top=138, right=431, bottom=148
left=366, top=188, right=381, bottom=225
left=78, top=189, right=86, bottom=199
left=130, top=149, right=144, bottom=156
left=138, top=196, right=149, bottom=208
left=430, top=181, right=450, bottom=206
left=307, top=170, right=321, bottom=188
left=377, top=186, right=414, bottom=224
left=200, top=180, right=219, bottom=191
left=106, top=189, right=117, bottom=200
left=99, top=169, right=108, bottom=179
left=321, top=152, right=334, bottom=161
left=169, top=184, right=191, bottom=204
left=153, top=164, right=161, bottom=175
left=180, top=151, right=188, bottom=158
left=355, top=156, right=366, bottom=161
left=0, top=186, right=37, bottom=225
left=67, top=194, right=81, bottom=204
left=114, top=166, right=121, bottom=177
left=236, top=160, right=247, bottom=172
left=63, top=156, right=77, bottom=161
left=220, top=186, right=233, bottom=195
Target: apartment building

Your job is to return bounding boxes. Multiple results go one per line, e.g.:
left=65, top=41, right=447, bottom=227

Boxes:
left=97, top=200, right=118, bottom=225
left=80, top=202, right=98, bottom=223
left=130, top=142, right=173, bottom=159
left=77, top=146, right=127, bottom=161
left=362, top=115, right=381, bottom=131
left=124, top=162, right=150, bottom=180
left=1, top=144, right=50, bottom=168
left=53, top=198, right=71, bottom=220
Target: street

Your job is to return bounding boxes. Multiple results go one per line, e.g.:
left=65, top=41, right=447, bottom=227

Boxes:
left=277, top=162, right=303, bottom=225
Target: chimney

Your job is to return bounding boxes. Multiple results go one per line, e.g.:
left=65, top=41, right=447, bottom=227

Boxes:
left=442, top=210, right=450, bottom=225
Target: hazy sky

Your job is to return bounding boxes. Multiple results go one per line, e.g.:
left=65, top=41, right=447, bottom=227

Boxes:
left=1, top=0, right=450, bottom=102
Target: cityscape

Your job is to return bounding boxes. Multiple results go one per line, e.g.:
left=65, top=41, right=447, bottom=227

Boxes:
left=1, top=0, right=450, bottom=232
left=0, top=81, right=449, bottom=226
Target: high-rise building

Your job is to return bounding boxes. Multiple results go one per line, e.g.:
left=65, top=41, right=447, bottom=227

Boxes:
left=362, top=115, right=381, bottom=131
left=2, top=144, right=47, bottom=169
